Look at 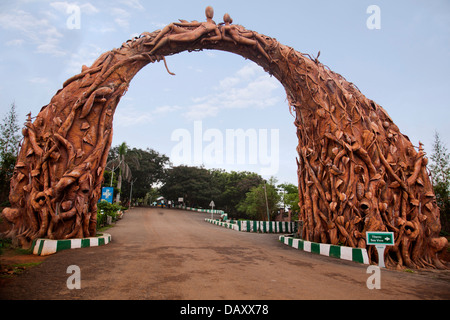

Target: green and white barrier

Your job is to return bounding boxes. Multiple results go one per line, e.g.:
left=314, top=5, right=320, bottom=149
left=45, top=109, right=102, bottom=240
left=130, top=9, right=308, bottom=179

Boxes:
left=205, top=219, right=297, bottom=234
left=176, top=205, right=224, bottom=215
left=236, top=220, right=296, bottom=233
left=279, top=235, right=369, bottom=265
left=32, top=233, right=112, bottom=256
left=205, top=219, right=238, bottom=231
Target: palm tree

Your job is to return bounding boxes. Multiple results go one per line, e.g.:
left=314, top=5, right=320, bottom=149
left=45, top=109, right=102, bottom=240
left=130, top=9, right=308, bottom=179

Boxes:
left=106, top=142, right=132, bottom=204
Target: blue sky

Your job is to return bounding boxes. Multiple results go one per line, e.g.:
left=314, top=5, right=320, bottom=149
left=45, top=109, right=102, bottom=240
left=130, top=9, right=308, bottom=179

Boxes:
left=0, top=0, right=449, bottom=185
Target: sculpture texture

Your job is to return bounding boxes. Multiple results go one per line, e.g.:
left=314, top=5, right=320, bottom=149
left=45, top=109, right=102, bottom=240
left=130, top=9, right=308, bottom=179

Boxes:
left=1, top=6, right=447, bottom=269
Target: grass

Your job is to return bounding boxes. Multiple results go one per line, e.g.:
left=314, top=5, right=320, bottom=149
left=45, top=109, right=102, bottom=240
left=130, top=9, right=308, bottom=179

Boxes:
left=0, top=238, right=46, bottom=279
left=0, top=261, right=43, bottom=278
left=97, top=224, right=115, bottom=233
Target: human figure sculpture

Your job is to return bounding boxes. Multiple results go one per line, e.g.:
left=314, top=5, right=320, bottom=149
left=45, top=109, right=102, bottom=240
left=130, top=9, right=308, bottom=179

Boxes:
left=214, top=13, right=272, bottom=62
left=146, top=6, right=221, bottom=54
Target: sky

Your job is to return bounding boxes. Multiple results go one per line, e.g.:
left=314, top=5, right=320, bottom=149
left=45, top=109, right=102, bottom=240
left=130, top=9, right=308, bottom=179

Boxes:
left=0, top=0, right=449, bottom=186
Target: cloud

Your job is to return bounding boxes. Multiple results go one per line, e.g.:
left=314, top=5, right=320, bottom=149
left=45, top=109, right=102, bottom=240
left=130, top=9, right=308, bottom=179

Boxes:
left=182, top=63, right=281, bottom=121
left=0, top=9, right=66, bottom=56
left=118, top=0, right=145, bottom=11
left=153, top=105, right=182, bottom=115
left=6, top=39, right=25, bottom=46
left=108, top=6, right=132, bottom=29
left=115, top=110, right=154, bottom=127
left=28, top=77, right=48, bottom=84
left=114, top=17, right=129, bottom=28
left=49, top=2, right=99, bottom=15
left=183, top=103, right=220, bottom=120
left=64, top=43, right=104, bottom=76
left=114, top=104, right=182, bottom=127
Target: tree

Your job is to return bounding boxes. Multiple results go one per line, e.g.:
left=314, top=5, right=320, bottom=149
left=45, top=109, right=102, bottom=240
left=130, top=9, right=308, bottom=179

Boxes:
left=160, top=165, right=213, bottom=208
left=0, top=103, right=21, bottom=205
left=106, top=142, right=133, bottom=204
left=213, top=170, right=264, bottom=217
left=429, top=132, right=450, bottom=234
left=237, top=177, right=281, bottom=221
left=278, top=183, right=300, bottom=212
left=119, top=147, right=170, bottom=204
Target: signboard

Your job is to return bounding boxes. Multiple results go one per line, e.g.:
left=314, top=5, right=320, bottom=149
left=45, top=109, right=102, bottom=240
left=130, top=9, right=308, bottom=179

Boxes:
left=366, top=232, right=394, bottom=246
left=366, top=231, right=394, bottom=268
left=100, top=187, right=114, bottom=203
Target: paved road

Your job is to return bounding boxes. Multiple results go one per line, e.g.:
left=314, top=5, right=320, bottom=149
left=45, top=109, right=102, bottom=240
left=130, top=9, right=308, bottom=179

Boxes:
left=1, top=207, right=449, bottom=300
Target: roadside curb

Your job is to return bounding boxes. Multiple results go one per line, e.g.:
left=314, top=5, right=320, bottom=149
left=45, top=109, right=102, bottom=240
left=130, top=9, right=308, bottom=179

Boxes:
left=205, top=218, right=239, bottom=231
left=31, top=233, right=112, bottom=256
left=279, top=234, right=370, bottom=265
left=205, top=218, right=297, bottom=233
left=176, top=205, right=224, bottom=215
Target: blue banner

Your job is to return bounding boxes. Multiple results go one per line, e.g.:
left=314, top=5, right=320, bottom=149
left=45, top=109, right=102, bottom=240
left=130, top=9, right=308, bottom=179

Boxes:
left=100, top=187, right=114, bottom=203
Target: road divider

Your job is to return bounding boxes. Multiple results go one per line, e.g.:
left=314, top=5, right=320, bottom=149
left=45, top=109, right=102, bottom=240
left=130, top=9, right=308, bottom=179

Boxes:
left=31, top=233, right=112, bottom=256
left=279, top=234, right=369, bottom=265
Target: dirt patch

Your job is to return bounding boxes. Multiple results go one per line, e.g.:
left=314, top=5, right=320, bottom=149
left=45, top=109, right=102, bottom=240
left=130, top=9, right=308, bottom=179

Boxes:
left=0, top=245, right=47, bottom=287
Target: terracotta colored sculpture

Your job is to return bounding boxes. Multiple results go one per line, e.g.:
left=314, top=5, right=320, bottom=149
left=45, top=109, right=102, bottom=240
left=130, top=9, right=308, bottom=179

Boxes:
left=1, top=7, right=447, bottom=269
left=146, top=6, right=221, bottom=55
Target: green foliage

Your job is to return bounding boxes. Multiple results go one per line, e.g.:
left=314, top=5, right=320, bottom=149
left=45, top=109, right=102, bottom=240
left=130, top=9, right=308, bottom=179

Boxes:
left=107, top=142, right=133, bottom=204
left=278, top=183, right=300, bottom=212
left=0, top=103, right=20, bottom=204
left=121, top=147, right=170, bottom=201
left=96, top=201, right=125, bottom=227
left=144, top=188, right=162, bottom=206
left=159, top=166, right=264, bottom=218
left=160, top=165, right=213, bottom=208
left=105, top=144, right=170, bottom=206
left=430, top=131, right=450, bottom=233
left=214, top=170, right=264, bottom=217
left=236, top=178, right=281, bottom=221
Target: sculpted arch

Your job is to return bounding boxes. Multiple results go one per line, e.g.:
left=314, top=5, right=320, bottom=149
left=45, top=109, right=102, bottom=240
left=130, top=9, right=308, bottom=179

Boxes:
left=2, top=7, right=447, bottom=269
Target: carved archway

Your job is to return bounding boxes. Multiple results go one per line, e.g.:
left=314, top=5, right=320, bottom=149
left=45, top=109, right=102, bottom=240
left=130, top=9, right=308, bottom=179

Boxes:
left=2, top=7, right=447, bottom=269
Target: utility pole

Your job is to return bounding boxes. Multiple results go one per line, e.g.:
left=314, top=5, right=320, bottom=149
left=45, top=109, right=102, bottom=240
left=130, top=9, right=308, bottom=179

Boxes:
left=263, top=182, right=270, bottom=221
left=129, top=178, right=137, bottom=209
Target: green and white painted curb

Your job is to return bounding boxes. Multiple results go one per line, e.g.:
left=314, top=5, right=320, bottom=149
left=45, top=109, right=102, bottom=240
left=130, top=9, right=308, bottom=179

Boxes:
left=205, top=218, right=297, bottom=234
left=32, top=233, right=112, bottom=256
left=176, top=205, right=224, bottom=215
left=235, top=220, right=296, bottom=233
left=279, top=235, right=369, bottom=265
left=205, top=219, right=238, bottom=231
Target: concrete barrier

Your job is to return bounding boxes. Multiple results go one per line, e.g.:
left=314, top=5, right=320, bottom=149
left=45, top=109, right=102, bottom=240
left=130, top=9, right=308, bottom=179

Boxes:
left=205, top=218, right=297, bottom=234
left=32, top=233, right=112, bottom=256
left=176, top=205, right=224, bottom=215
left=279, top=234, right=369, bottom=265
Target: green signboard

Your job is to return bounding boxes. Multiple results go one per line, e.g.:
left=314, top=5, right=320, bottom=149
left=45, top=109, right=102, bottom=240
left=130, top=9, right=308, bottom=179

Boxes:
left=366, top=231, right=394, bottom=245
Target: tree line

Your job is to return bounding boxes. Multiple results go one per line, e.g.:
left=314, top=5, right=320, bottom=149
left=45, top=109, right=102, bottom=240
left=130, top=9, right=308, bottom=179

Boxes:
left=0, top=102, right=449, bottom=229
left=103, top=142, right=299, bottom=220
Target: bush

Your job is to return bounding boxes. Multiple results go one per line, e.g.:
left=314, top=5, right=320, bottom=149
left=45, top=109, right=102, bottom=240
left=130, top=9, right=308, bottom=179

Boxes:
left=96, top=201, right=125, bottom=228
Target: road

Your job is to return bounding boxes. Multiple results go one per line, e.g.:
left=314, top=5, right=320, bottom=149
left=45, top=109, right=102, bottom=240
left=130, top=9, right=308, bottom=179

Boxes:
left=1, top=207, right=449, bottom=300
